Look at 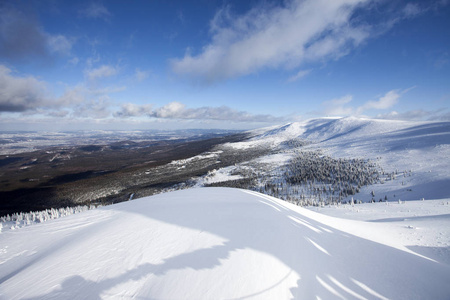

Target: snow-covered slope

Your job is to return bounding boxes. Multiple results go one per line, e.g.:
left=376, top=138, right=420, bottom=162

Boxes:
left=1, top=188, right=449, bottom=299
left=232, top=117, right=450, bottom=201
left=249, top=116, right=448, bottom=149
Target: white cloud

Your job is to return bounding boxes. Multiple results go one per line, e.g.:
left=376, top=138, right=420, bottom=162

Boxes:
left=85, top=65, right=118, bottom=80
left=322, top=95, right=354, bottom=116
left=47, top=35, right=73, bottom=55
left=114, top=103, right=153, bottom=118
left=85, top=55, right=101, bottom=69
left=152, top=102, right=186, bottom=118
left=69, top=57, right=80, bottom=65
left=171, top=0, right=372, bottom=83
left=0, top=5, right=73, bottom=61
left=56, top=85, right=87, bottom=107
left=171, top=0, right=443, bottom=84
left=357, top=90, right=400, bottom=113
left=80, top=3, right=112, bottom=20
left=93, top=86, right=127, bottom=95
left=47, top=110, right=70, bottom=118
left=321, top=89, right=406, bottom=117
left=113, top=101, right=285, bottom=123
left=0, top=65, right=127, bottom=120
left=72, top=96, right=111, bottom=119
left=0, top=65, right=49, bottom=112
left=403, top=3, right=422, bottom=18
left=60, top=84, right=126, bottom=119
left=148, top=102, right=284, bottom=123
left=134, top=69, right=149, bottom=82
left=287, top=69, right=312, bottom=83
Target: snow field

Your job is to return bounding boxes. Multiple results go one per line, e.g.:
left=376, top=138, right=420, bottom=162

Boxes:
left=1, top=188, right=449, bottom=299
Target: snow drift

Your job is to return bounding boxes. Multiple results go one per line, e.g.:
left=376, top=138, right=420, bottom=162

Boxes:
left=1, top=187, right=449, bottom=299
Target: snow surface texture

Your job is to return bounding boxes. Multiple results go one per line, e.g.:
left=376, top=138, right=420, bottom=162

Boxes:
left=1, top=188, right=449, bottom=299
left=311, top=199, right=450, bottom=266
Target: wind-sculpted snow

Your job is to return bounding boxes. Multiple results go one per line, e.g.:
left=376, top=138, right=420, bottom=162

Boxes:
left=1, top=188, right=449, bottom=299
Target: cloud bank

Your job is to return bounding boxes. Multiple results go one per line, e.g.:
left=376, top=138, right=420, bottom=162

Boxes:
left=114, top=103, right=153, bottom=118
left=0, top=65, right=48, bottom=112
left=116, top=102, right=284, bottom=123
left=0, top=64, right=280, bottom=124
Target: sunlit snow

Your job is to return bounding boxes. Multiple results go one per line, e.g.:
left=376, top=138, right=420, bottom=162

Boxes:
left=1, top=188, right=449, bottom=299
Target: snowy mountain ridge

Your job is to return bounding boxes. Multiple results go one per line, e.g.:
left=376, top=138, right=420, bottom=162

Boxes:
left=249, top=117, right=427, bottom=144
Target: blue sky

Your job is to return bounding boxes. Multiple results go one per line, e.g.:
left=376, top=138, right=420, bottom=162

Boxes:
left=0, top=0, right=449, bottom=130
